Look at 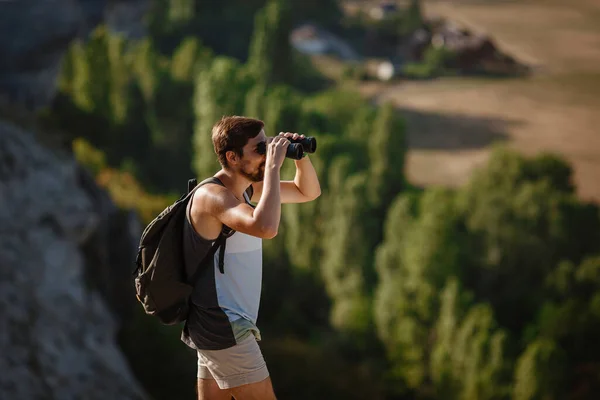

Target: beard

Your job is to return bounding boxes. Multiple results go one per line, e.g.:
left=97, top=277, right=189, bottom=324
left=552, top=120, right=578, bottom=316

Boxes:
left=240, top=162, right=265, bottom=182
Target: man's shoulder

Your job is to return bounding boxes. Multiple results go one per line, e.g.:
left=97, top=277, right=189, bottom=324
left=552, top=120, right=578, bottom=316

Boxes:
left=193, top=181, right=243, bottom=217
left=193, top=183, right=225, bottom=211
left=195, top=181, right=227, bottom=196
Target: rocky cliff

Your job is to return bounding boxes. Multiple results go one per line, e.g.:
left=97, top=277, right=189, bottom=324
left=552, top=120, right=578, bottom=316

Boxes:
left=0, top=1, right=150, bottom=399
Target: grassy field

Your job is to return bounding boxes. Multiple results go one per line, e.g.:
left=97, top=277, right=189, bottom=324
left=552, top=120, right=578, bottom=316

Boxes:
left=355, top=0, right=600, bottom=202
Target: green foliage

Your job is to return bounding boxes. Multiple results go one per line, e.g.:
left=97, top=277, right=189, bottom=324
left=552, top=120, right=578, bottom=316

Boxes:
left=192, top=56, right=250, bottom=178
left=432, top=280, right=511, bottom=400
left=403, top=46, right=457, bottom=79
left=303, top=88, right=369, bottom=136
left=372, top=146, right=600, bottom=399
left=341, top=63, right=369, bottom=81
left=59, top=41, right=93, bottom=111
left=147, top=0, right=342, bottom=60
left=513, top=339, right=566, bottom=400
left=167, top=0, right=195, bottom=26
left=321, top=172, right=375, bottom=337
left=365, top=0, right=423, bottom=43
left=72, top=137, right=107, bottom=176
left=347, top=104, right=377, bottom=141
left=72, top=138, right=175, bottom=225
left=456, top=146, right=600, bottom=332
left=171, top=37, right=210, bottom=82
left=130, top=39, right=160, bottom=102
left=263, top=85, right=303, bottom=137
left=54, top=26, right=211, bottom=193
left=368, top=101, right=406, bottom=214
left=402, top=0, right=424, bottom=36
left=374, top=188, right=467, bottom=391
left=247, top=0, right=292, bottom=86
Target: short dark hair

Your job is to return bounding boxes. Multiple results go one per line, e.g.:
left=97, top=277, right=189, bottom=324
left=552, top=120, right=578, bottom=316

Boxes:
left=212, top=116, right=264, bottom=168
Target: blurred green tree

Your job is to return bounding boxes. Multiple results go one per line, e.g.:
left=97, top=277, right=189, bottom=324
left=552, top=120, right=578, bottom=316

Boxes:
left=247, top=0, right=293, bottom=86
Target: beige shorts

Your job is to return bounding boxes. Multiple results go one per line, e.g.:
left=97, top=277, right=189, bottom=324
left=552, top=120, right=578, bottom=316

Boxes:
left=197, top=334, right=270, bottom=389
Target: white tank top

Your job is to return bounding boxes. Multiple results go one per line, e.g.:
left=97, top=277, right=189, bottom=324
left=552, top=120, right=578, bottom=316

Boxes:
left=213, top=229, right=263, bottom=324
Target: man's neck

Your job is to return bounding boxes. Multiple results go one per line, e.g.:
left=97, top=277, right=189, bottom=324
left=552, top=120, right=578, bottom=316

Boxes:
left=214, top=169, right=251, bottom=201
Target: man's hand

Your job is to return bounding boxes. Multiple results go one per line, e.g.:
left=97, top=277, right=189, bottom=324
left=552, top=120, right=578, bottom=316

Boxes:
left=266, top=135, right=290, bottom=170
left=251, top=131, right=321, bottom=204
left=278, top=131, right=305, bottom=142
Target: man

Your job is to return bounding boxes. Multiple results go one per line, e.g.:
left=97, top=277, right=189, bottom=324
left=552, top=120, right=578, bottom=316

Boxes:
left=181, top=116, right=321, bottom=400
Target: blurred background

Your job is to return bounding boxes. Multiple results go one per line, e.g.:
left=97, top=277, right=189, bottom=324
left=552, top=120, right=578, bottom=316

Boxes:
left=1, top=0, right=600, bottom=399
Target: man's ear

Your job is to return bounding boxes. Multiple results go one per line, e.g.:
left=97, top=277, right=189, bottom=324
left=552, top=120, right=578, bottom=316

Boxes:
left=226, top=150, right=239, bottom=166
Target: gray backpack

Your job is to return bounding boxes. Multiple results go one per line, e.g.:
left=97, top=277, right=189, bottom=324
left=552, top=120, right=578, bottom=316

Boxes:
left=133, top=177, right=237, bottom=325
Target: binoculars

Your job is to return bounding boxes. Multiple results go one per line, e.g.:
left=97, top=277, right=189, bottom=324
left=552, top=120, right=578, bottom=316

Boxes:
left=257, top=136, right=317, bottom=160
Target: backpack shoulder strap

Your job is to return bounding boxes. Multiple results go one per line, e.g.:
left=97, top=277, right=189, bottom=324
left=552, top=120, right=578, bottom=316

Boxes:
left=244, top=184, right=254, bottom=203
left=188, top=176, right=230, bottom=234
left=187, top=178, right=197, bottom=193
left=189, top=176, right=224, bottom=194
left=189, top=234, right=226, bottom=284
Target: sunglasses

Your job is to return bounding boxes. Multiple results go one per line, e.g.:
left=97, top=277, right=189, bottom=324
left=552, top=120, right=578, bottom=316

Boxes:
left=256, top=141, right=267, bottom=155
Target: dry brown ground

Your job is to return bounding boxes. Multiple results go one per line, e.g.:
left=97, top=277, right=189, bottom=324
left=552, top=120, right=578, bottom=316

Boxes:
left=355, top=0, right=600, bottom=202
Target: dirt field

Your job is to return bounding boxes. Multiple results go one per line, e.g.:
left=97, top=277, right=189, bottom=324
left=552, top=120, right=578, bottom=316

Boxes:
left=358, top=0, right=600, bottom=202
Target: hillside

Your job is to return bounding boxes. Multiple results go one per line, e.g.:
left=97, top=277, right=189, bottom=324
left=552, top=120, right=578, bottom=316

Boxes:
left=358, top=0, right=600, bottom=202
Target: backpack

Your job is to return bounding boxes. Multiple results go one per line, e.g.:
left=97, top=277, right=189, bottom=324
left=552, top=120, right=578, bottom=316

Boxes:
left=133, top=177, right=239, bottom=325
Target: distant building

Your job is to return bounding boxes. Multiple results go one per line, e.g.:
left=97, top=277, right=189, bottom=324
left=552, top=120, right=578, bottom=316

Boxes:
left=290, top=24, right=329, bottom=54
left=290, top=23, right=361, bottom=61
left=369, top=1, right=398, bottom=21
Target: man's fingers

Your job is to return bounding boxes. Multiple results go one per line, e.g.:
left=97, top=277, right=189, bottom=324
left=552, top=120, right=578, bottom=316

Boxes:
left=277, top=132, right=301, bottom=139
left=272, top=136, right=288, bottom=146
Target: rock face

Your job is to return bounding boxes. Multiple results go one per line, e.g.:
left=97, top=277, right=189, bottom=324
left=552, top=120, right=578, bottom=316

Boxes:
left=0, top=122, right=146, bottom=400
left=0, top=1, right=149, bottom=399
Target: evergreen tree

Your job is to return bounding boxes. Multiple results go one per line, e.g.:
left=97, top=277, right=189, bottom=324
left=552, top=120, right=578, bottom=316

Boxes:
left=374, top=188, right=466, bottom=389
left=171, top=37, right=210, bottom=82
left=432, top=281, right=510, bottom=400
left=320, top=170, right=375, bottom=341
left=60, top=41, right=93, bottom=112
left=247, top=0, right=292, bottom=86
left=303, top=88, right=368, bottom=137
left=244, top=82, right=268, bottom=119
left=347, top=105, right=377, bottom=141
left=368, top=101, right=406, bottom=216
left=131, top=39, right=159, bottom=103
left=192, top=56, right=248, bottom=178
left=401, top=0, right=424, bottom=36
left=106, top=31, right=130, bottom=124
left=373, top=193, right=424, bottom=390
left=168, top=0, right=195, bottom=26
left=263, top=85, right=302, bottom=138
left=80, top=28, right=112, bottom=119
left=513, top=339, right=566, bottom=400
left=532, top=256, right=600, bottom=398
left=457, top=146, right=600, bottom=333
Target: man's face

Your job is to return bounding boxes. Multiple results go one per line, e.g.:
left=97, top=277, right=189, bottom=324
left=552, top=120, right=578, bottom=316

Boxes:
left=238, top=129, right=267, bottom=182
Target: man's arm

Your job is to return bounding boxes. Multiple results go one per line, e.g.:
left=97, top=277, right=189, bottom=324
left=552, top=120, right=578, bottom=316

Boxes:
left=251, top=134, right=322, bottom=204
left=196, top=136, right=289, bottom=239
